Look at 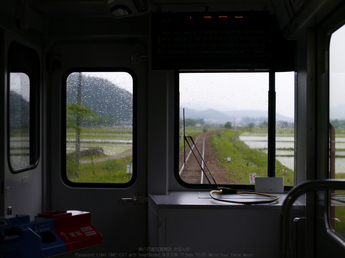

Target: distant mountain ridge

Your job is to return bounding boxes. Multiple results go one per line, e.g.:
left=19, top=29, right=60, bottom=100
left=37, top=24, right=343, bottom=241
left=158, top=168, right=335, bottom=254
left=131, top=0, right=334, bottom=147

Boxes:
left=181, top=107, right=293, bottom=124
left=182, top=108, right=232, bottom=122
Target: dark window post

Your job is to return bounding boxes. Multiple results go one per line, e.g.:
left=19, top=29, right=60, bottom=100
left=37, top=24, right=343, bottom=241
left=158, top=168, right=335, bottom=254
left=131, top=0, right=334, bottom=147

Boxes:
left=268, top=70, right=276, bottom=177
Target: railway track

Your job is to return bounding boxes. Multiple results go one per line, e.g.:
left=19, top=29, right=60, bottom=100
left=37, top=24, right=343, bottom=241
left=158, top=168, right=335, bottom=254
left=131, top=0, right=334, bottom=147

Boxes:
left=179, top=132, right=208, bottom=184
left=179, top=131, right=232, bottom=185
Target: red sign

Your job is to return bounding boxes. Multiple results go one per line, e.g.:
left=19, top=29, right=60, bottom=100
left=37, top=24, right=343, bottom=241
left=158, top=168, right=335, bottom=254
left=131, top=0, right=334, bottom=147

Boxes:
left=38, top=210, right=103, bottom=252
left=249, top=173, right=257, bottom=184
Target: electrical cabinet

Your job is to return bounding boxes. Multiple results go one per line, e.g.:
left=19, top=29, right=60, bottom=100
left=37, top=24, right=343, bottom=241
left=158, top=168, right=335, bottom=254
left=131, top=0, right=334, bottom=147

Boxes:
left=149, top=192, right=304, bottom=257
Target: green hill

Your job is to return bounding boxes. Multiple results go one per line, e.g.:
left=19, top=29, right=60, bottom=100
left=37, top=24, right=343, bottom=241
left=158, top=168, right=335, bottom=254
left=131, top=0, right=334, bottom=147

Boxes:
left=67, top=74, right=132, bottom=126
left=9, top=91, right=30, bottom=129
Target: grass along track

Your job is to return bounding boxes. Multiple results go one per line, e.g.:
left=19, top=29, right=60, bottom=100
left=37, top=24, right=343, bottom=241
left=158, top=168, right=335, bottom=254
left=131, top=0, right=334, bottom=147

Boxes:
left=179, top=128, right=294, bottom=185
left=210, top=129, right=294, bottom=185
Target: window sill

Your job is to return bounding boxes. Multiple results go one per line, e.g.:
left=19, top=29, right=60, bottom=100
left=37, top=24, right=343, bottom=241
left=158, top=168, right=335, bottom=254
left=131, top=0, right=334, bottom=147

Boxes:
left=149, top=191, right=304, bottom=209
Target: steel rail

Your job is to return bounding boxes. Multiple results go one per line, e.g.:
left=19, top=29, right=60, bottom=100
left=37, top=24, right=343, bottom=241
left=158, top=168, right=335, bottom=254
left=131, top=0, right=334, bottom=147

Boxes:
left=201, top=133, right=206, bottom=184
left=179, top=133, right=203, bottom=175
left=185, top=135, right=217, bottom=184
left=184, top=135, right=212, bottom=184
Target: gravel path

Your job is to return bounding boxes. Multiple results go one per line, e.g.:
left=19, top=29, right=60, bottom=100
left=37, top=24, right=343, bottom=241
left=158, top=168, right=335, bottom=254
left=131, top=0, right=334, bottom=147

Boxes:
left=80, top=150, right=132, bottom=163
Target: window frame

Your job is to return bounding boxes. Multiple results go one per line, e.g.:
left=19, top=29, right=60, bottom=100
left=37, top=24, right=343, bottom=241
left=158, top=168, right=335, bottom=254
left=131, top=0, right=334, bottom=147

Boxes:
left=328, top=22, right=345, bottom=242
left=175, top=70, right=295, bottom=190
left=7, top=42, right=40, bottom=173
left=61, top=69, right=137, bottom=188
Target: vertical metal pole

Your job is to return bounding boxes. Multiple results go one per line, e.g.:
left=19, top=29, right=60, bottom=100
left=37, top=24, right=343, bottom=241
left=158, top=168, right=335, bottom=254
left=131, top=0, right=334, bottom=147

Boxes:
left=329, top=122, right=336, bottom=229
left=76, top=72, right=82, bottom=168
left=268, top=70, right=276, bottom=177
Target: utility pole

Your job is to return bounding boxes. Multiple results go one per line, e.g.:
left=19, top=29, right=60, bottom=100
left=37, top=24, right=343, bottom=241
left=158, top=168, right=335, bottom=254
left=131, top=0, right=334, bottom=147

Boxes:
left=76, top=72, right=82, bottom=168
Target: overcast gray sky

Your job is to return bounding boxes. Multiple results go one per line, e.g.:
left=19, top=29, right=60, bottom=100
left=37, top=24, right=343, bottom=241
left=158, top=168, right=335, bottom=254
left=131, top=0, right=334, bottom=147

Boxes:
left=180, top=72, right=295, bottom=118
left=83, top=72, right=133, bottom=94
left=330, top=24, right=345, bottom=112
left=10, top=73, right=30, bottom=101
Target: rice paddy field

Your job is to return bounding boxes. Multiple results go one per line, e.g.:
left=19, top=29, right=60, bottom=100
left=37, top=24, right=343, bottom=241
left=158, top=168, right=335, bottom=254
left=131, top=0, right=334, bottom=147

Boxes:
left=66, top=127, right=133, bottom=183
left=331, top=129, right=345, bottom=239
left=66, top=127, right=132, bottom=156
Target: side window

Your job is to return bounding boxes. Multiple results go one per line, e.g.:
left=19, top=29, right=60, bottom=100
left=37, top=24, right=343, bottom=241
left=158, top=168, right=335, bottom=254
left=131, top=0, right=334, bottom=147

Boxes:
left=329, top=24, right=345, bottom=239
left=8, top=43, right=40, bottom=172
left=178, top=72, right=295, bottom=186
left=64, top=72, right=134, bottom=185
left=9, top=73, right=31, bottom=169
left=275, top=72, right=295, bottom=185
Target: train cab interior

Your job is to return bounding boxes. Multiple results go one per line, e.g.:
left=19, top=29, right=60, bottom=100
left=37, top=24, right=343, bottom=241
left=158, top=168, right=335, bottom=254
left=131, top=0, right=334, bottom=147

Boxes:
left=2, top=0, right=345, bottom=257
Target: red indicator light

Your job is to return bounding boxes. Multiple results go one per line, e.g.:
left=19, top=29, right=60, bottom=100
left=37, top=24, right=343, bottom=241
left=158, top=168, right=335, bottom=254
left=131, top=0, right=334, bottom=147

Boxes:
left=219, top=16, right=227, bottom=19
left=235, top=15, right=243, bottom=19
left=190, top=16, right=192, bottom=19
left=204, top=16, right=212, bottom=19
